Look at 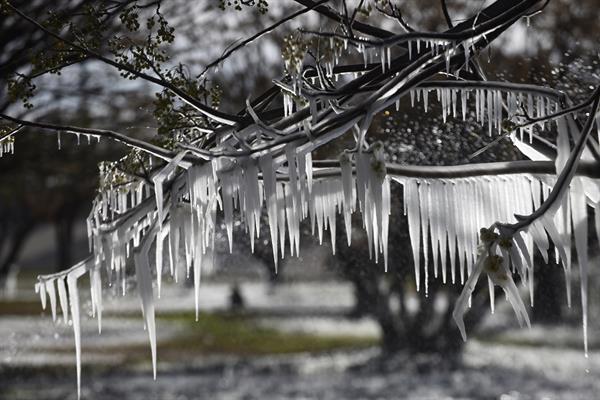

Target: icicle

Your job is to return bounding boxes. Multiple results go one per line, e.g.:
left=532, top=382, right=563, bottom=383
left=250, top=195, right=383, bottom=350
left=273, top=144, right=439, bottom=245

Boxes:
left=241, top=158, right=261, bottom=253
left=475, top=90, right=481, bottom=123
left=67, top=264, right=87, bottom=399
left=218, top=161, right=237, bottom=253
left=89, top=266, right=103, bottom=334
left=488, top=276, right=495, bottom=314
left=452, top=89, right=457, bottom=119
left=340, top=152, right=354, bottom=246
left=284, top=184, right=297, bottom=256
left=447, top=182, right=458, bottom=284
left=57, top=277, right=69, bottom=324
left=134, top=228, right=158, bottom=379
left=260, top=154, right=279, bottom=269
left=155, top=227, right=167, bottom=297
left=570, top=182, right=589, bottom=357
left=438, top=183, right=448, bottom=283
left=418, top=181, right=430, bottom=295
left=382, top=177, right=390, bottom=271
left=460, top=90, right=467, bottom=121
left=45, top=280, right=57, bottom=322
left=453, top=252, right=486, bottom=341
left=429, top=180, right=441, bottom=278
left=305, top=152, right=313, bottom=195
left=441, top=89, right=447, bottom=123
left=455, top=182, right=467, bottom=283
left=39, top=280, right=47, bottom=310
left=496, top=90, right=502, bottom=136
left=153, top=151, right=188, bottom=226
left=276, top=183, right=286, bottom=262
left=285, top=144, right=301, bottom=255
left=487, top=90, right=493, bottom=136
left=404, top=179, right=421, bottom=291
left=193, top=228, right=203, bottom=321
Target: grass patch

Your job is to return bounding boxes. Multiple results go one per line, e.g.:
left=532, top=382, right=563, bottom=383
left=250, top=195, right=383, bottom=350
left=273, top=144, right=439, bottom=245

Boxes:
left=94, top=312, right=377, bottom=364
left=160, top=312, right=376, bottom=356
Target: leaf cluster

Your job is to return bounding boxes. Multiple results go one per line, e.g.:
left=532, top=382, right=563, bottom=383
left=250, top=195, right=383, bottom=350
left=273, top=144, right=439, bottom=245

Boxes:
left=218, top=0, right=268, bottom=14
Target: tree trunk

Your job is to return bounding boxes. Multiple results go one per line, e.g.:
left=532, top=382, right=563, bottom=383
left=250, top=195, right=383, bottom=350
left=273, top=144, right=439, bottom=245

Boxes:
left=532, top=260, right=564, bottom=323
left=55, top=216, right=75, bottom=270
left=0, top=223, right=34, bottom=284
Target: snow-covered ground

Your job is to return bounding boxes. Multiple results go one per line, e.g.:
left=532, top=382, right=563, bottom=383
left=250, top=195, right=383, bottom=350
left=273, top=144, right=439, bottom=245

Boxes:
left=1, top=281, right=598, bottom=399
left=2, top=341, right=599, bottom=400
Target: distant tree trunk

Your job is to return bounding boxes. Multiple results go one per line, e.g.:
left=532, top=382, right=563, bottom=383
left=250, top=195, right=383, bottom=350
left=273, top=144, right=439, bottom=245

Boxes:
left=336, top=188, right=491, bottom=357
left=55, top=215, right=75, bottom=270
left=532, top=259, right=564, bottom=324
left=0, top=223, right=34, bottom=284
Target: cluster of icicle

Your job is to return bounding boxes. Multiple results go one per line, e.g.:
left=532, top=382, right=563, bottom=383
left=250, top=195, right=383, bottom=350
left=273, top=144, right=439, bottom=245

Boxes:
left=0, top=135, right=15, bottom=157
left=397, top=113, right=599, bottom=357
left=406, top=85, right=559, bottom=138
left=34, top=143, right=391, bottom=398
left=398, top=172, right=596, bottom=350
left=352, top=28, right=504, bottom=77
left=33, top=87, right=595, bottom=398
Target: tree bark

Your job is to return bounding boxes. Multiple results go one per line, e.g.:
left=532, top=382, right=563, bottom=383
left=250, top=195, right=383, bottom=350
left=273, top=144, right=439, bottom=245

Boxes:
left=55, top=215, right=75, bottom=270
left=0, top=223, right=34, bottom=284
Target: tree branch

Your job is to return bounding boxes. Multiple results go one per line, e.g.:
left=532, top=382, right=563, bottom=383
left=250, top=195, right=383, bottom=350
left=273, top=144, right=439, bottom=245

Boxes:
left=310, top=159, right=600, bottom=180
left=6, top=2, right=242, bottom=126
left=497, top=90, right=600, bottom=234
left=0, top=113, right=179, bottom=162
left=197, top=0, right=328, bottom=78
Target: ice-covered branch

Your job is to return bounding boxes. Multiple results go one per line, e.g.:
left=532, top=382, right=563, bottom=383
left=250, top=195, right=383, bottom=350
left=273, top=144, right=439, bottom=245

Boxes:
left=497, top=90, right=600, bottom=234
left=311, top=159, right=600, bottom=180
left=453, top=90, right=600, bottom=349
left=301, top=0, right=541, bottom=48
left=24, top=0, right=600, bottom=395
left=0, top=113, right=180, bottom=162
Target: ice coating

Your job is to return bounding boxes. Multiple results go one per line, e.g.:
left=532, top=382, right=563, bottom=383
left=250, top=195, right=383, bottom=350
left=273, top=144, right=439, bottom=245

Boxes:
left=34, top=133, right=599, bottom=396
left=134, top=224, right=158, bottom=379
left=45, top=279, right=57, bottom=322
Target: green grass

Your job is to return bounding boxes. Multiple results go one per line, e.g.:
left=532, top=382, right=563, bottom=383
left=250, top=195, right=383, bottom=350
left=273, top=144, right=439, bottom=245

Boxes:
left=102, top=312, right=377, bottom=365
left=155, top=312, right=377, bottom=357
left=4, top=306, right=377, bottom=364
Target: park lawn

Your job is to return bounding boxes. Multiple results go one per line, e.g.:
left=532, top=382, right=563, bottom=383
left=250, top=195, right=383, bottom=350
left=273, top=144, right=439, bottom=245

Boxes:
left=155, top=311, right=377, bottom=356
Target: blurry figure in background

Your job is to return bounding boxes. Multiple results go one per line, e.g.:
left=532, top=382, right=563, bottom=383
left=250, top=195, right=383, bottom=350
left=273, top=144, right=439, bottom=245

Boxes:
left=229, top=282, right=245, bottom=312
